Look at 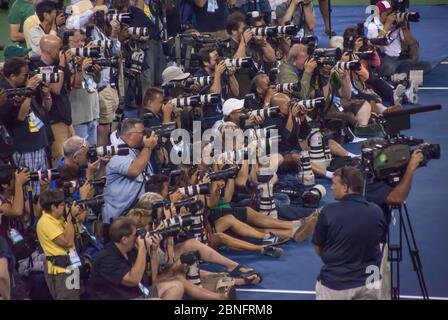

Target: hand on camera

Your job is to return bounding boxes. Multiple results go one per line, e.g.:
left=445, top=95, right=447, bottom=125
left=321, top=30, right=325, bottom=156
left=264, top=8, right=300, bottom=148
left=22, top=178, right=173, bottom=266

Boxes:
left=149, top=234, right=162, bottom=251
left=408, top=149, right=424, bottom=171
left=92, top=5, right=109, bottom=14
left=0, top=89, right=6, bottom=106
left=162, top=100, right=175, bottom=116
left=82, top=58, right=93, bottom=71
left=304, top=58, right=317, bottom=73
left=15, top=169, right=30, bottom=186
left=135, top=232, right=146, bottom=251
left=56, top=13, right=66, bottom=28
left=86, top=159, right=100, bottom=180
left=215, top=61, right=227, bottom=77
left=170, top=189, right=184, bottom=203
left=199, top=172, right=211, bottom=184
left=26, top=75, right=40, bottom=91
left=386, top=12, right=397, bottom=25
left=143, top=131, right=158, bottom=150
left=39, top=177, right=50, bottom=191
left=354, top=37, right=364, bottom=51
left=242, top=28, right=253, bottom=44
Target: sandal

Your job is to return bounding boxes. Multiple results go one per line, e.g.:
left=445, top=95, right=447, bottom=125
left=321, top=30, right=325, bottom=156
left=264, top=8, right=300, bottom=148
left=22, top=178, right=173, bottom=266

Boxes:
left=229, top=264, right=263, bottom=285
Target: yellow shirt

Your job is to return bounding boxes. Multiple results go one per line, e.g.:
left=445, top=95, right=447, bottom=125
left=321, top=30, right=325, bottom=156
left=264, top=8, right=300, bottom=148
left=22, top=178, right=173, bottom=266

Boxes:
left=36, top=212, right=74, bottom=275
left=23, top=14, right=39, bottom=50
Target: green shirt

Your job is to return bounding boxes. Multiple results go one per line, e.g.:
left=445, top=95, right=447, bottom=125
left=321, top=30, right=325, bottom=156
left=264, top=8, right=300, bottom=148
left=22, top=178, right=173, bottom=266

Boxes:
left=8, top=0, right=34, bottom=33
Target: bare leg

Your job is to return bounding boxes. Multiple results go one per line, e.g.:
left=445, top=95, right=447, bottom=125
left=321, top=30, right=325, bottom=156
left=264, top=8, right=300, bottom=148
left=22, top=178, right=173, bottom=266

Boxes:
left=155, top=279, right=184, bottom=300
left=356, top=101, right=371, bottom=126
left=328, top=139, right=349, bottom=157
left=214, top=214, right=268, bottom=240
left=246, top=207, right=291, bottom=230
left=312, top=162, right=327, bottom=177
left=174, top=239, right=251, bottom=272
left=319, top=0, right=331, bottom=34
left=175, top=274, right=228, bottom=300
left=253, top=227, right=292, bottom=239
left=209, top=233, right=263, bottom=253
left=97, top=123, right=111, bottom=147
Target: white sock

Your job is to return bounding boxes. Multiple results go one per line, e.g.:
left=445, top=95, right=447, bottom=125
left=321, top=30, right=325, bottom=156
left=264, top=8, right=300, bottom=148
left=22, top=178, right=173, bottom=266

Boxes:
left=325, top=171, right=334, bottom=179
left=347, top=152, right=360, bottom=158
left=290, top=220, right=303, bottom=238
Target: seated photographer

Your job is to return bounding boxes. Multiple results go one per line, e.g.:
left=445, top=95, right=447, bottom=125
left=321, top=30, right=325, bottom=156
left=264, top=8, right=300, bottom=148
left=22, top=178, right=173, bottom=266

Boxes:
left=195, top=47, right=239, bottom=99
left=312, top=166, right=387, bottom=300
left=0, top=165, right=30, bottom=240
left=0, top=235, right=14, bottom=300
left=0, top=57, right=51, bottom=196
left=91, top=216, right=184, bottom=300
left=103, top=118, right=158, bottom=224
left=27, top=1, right=65, bottom=56
left=37, top=34, right=74, bottom=166
left=225, top=11, right=276, bottom=98
left=366, top=1, right=431, bottom=78
left=250, top=73, right=278, bottom=110
left=142, top=87, right=182, bottom=127
left=144, top=173, right=285, bottom=258
left=66, top=29, right=101, bottom=146
left=37, top=189, right=84, bottom=300
left=276, top=0, right=316, bottom=36
left=277, top=44, right=317, bottom=100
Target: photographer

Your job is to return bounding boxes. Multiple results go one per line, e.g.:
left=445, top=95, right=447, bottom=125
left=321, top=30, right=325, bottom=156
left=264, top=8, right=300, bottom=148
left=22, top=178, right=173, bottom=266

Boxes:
left=195, top=48, right=239, bottom=99
left=37, top=189, right=83, bottom=300
left=366, top=1, right=431, bottom=77
left=64, top=30, right=101, bottom=146
left=225, top=11, right=275, bottom=97
left=0, top=164, right=30, bottom=240
left=103, top=118, right=158, bottom=224
left=27, top=1, right=64, bottom=56
left=36, top=34, right=74, bottom=166
left=251, top=73, right=277, bottom=110
left=91, top=216, right=184, bottom=299
left=0, top=57, right=51, bottom=195
left=142, top=87, right=181, bottom=127
left=312, top=166, right=387, bottom=300
left=276, top=0, right=316, bottom=36
left=277, top=44, right=317, bottom=100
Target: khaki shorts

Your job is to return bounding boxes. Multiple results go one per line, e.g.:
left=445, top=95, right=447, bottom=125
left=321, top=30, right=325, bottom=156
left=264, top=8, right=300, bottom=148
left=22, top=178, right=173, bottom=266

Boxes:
left=98, top=85, right=119, bottom=124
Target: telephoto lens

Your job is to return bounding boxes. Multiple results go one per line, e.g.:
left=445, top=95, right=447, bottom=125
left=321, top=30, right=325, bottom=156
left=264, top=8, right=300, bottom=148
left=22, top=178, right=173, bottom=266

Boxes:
left=276, top=82, right=301, bottom=92
left=249, top=106, right=280, bottom=119
left=291, top=35, right=318, bottom=45
left=297, top=150, right=315, bottom=186
left=128, top=27, right=149, bottom=37
left=77, top=195, right=105, bottom=208
left=396, top=11, right=420, bottom=22
left=313, top=47, right=342, bottom=59
left=170, top=95, right=201, bottom=108
left=198, top=93, right=221, bottom=104
left=92, top=39, right=113, bottom=50
left=290, top=97, right=326, bottom=112
left=29, top=169, right=60, bottom=182
left=37, top=73, right=60, bottom=83
left=70, top=46, right=101, bottom=58
left=224, top=57, right=252, bottom=68
left=107, top=12, right=133, bottom=24
left=251, top=26, right=277, bottom=37
left=335, top=60, right=362, bottom=71
left=179, top=183, right=211, bottom=197
left=368, top=37, right=389, bottom=46
left=302, top=184, right=326, bottom=208
left=5, top=88, right=34, bottom=98
left=276, top=24, right=298, bottom=36
left=185, top=76, right=213, bottom=87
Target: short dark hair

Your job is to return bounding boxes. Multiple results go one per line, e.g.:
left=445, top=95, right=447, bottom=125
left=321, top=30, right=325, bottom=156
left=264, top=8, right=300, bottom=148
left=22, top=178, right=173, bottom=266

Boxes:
left=3, top=57, right=28, bottom=78
left=109, top=217, right=136, bottom=243
left=143, top=87, right=164, bottom=107
left=36, top=1, right=56, bottom=22
left=226, top=11, right=246, bottom=35
left=39, top=189, right=65, bottom=212
left=145, top=174, right=169, bottom=194
left=333, top=166, right=364, bottom=193
left=197, top=48, right=215, bottom=66
left=112, top=0, right=130, bottom=11
left=0, top=164, right=15, bottom=193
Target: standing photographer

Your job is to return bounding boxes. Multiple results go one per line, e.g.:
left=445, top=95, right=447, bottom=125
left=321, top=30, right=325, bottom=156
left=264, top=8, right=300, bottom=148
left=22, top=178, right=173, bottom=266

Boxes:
left=37, top=189, right=83, bottom=300
left=103, top=119, right=158, bottom=224
left=276, top=0, right=316, bottom=36
left=0, top=58, right=52, bottom=195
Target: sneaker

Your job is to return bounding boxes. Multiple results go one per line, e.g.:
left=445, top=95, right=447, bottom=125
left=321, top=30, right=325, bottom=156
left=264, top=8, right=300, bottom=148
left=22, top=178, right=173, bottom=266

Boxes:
left=405, top=80, right=419, bottom=104
left=354, top=122, right=382, bottom=137
left=393, top=84, right=406, bottom=105
left=261, top=245, right=284, bottom=258
left=390, top=73, right=408, bottom=83
left=262, top=233, right=289, bottom=247
left=293, top=211, right=319, bottom=243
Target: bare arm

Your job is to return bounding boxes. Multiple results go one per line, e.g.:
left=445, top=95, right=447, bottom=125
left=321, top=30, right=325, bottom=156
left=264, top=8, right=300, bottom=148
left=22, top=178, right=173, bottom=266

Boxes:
left=121, top=246, right=147, bottom=287
left=0, top=258, right=11, bottom=300
left=223, top=178, right=235, bottom=203
left=229, top=74, right=239, bottom=97
left=9, top=24, right=24, bottom=42
left=194, top=0, right=208, bottom=8
left=52, top=219, right=75, bottom=249
left=261, top=42, right=276, bottom=63
left=16, top=98, right=32, bottom=121
left=303, top=3, right=316, bottom=30
left=279, top=1, right=299, bottom=26
left=127, top=147, right=153, bottom=178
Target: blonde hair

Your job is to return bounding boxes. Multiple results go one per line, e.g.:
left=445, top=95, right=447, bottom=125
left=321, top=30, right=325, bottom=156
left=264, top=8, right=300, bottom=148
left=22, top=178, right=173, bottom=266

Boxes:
left=126, top=208, right=153, bottom=229
left=136, top=192, right=164, bottom=210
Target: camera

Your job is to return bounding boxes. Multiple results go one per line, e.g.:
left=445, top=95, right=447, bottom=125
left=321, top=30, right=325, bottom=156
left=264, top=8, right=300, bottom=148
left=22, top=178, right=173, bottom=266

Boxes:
left=249, top=106, right=280, bottom=119
left=87, top=144, right=130, bottom=162
left=28, top=169, right=60, bottom=182
left=335, top=60, right=362, bottom=71
left=70, top=47, right=101, bottom=58
left=291, top=35, right=318, bottom=46
left=179, top=183, right=211, bottom=197
left=128, top=27, right=149, bottom=37
left=275, top=24, right=298, bottom=36
left=276, top=82, right=301, bottom=92
left=91, top=57, right=120, bottom=69
left=94, top=11, right=133, bottom=27
left=395, top=11, right=420, bottom=23
left=180, top=250, right=201, bottom=265
left=251, top=26, right=277, bottom=37
left=5, top=88, right=34, bottom=98
left=170, top=93, right=221, bottom=108
left=144, top=122, right=176, bottom=138
left=289, top=97, right=326, bottom=112
left=198, top=167, right=238, bottom=181
left=367, top=37, right=389, bottom=46
left=257, top=167, right=274, bottom=184
left=91, top=40, right=113, bottom=51
left=185, top=76, right=213, bottom=87
left=222, top=57, right=254, bottom=69
left=311, top=47, right=342, bottom=60
left=77, top=195, right=105, bottom=208
left=36, top=73, right=60, bottom=83
left=302, top=185, right=326, bottom=208
left=137, top=215, right=194, bottom=238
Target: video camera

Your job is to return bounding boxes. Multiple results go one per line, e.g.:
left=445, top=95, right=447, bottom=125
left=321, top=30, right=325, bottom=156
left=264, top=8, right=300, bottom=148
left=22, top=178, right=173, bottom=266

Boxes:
left=87, top=144, right=130, bottom=162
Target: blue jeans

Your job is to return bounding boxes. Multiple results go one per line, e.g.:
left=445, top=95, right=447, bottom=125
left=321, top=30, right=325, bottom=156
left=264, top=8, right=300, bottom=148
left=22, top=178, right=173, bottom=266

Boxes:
left=74, top=120, right=98, bottom=145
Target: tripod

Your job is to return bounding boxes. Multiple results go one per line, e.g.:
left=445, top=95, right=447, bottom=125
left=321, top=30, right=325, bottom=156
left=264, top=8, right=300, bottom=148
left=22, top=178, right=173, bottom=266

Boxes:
left=387, top=202, right=429, bottom=300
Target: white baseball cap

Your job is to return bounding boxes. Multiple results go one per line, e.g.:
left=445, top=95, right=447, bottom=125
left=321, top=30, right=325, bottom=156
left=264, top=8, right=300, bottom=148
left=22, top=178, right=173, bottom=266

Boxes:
left=162, top=66, right=191, bottom=86
left=223, top=98, right=245, bottom=116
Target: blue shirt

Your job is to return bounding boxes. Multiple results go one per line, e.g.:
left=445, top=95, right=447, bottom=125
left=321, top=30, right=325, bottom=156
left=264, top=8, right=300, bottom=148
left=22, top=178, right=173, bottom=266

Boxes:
left=49, top=157, right=81, bottom=200
left=193, top=0, right=229, bottom=33
left=312, top=193, right=387, bottom=290
left=103, top=138, right=153, bottom=223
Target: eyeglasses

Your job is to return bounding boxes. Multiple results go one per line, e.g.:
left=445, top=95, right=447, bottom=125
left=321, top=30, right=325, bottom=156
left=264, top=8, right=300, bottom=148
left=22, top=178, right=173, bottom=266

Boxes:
left=128, top=130, right=145, bottom=135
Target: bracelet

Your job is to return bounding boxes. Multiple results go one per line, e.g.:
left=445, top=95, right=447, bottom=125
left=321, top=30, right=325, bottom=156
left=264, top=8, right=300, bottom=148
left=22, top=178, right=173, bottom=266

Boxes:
left=57, top=65, right=65, bottom=72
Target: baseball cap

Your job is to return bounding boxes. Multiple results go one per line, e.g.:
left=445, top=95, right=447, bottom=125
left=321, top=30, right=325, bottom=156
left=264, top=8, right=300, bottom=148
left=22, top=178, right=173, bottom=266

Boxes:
left=162, top=66, right=191, bottom=86
left=376, top=1, right=393, bottom=13
left=223, top=98, right=245, bottom=116
left=4, top=45, right=32, bottom=60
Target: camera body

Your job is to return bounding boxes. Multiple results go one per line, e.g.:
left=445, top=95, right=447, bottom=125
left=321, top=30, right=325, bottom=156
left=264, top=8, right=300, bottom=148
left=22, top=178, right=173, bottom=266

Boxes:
left=5, top=88, right=34, bottom=99
left=198, top=167, right=238, bottom=181
left=143, top=121, right=176, bottom=138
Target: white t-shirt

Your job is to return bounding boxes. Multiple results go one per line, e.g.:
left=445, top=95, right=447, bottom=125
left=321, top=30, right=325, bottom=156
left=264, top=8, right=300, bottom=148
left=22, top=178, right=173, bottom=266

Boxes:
left=366, top=21, right=404, bottom=58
